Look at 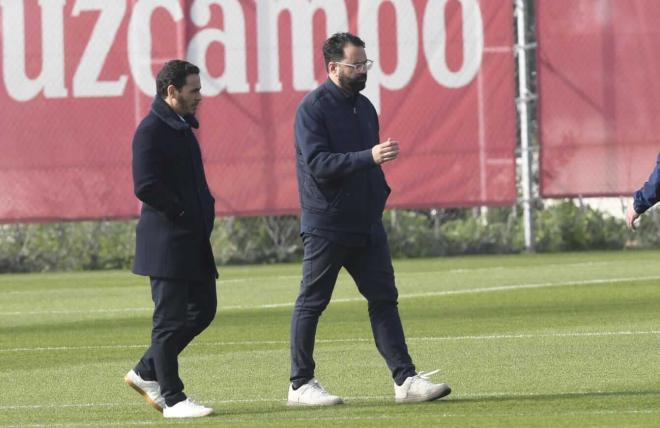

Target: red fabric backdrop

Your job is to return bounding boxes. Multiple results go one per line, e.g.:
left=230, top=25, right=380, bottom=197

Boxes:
left=0, top=0, right=516, bottom=221
left=538, top=0, right=660, bottom=197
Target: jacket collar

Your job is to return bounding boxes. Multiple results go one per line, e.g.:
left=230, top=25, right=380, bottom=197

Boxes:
left=151, top=96, right=199, bottom=130
left=323, top=78, right=357, bottom=104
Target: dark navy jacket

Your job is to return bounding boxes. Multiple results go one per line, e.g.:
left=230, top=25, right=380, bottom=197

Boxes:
left=634, top=153, right=660, bottom=214
left=295, top=79, right=391, bottom=236
left=132, top=96, right=217, bottom=281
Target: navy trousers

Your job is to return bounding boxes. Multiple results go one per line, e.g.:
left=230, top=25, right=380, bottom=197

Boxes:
left=290, top=233, right=416, bottom=387
left=134, top=277, right=216, bottom=406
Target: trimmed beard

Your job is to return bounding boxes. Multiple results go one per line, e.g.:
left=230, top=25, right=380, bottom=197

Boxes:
left=339, top=73, right=367, bottom=94
left=176, top=94, right=195, bottom=116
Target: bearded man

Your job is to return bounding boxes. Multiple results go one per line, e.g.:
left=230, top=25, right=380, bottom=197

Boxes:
left=287, top=33, right=452, bottom=406
left=124, top=60, right=216, bottom=419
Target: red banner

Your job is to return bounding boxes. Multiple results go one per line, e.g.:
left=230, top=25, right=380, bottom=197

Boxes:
left=538, top=0, right=660, bottom=197
left=0, top=0, right=516, bottom=222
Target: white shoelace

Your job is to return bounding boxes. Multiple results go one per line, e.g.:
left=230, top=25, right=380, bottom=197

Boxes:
left=309, top=379, right=332, bottom=396
left=416, top=369, right=440, bottom=380
left=183, top=398, right=207, bottom=409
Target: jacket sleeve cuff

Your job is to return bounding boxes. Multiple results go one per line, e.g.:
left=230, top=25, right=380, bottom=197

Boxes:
left=633, top=191, right=651, bottom=215
left=355, top=149, right=375, bottom=167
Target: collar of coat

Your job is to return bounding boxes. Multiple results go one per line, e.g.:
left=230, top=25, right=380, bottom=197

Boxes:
left=151, top=96, right=200, bottom=131
left=324, top=78, right=358, bottom=104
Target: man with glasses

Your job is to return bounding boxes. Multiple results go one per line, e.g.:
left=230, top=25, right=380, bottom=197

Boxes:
left=287, top=32, right=452, bottom=406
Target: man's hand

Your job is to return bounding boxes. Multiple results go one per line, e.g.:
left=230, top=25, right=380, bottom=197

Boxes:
left=626, top=204, right=640, bottom=230
left=372, top=138, right=400, bottom=165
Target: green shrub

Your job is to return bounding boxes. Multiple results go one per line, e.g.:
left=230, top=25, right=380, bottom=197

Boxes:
left=0, top=202, right=643, bottom=273
left=629, top=207, right=660, bottom=247
left=534, top=201, right=627, bottom=252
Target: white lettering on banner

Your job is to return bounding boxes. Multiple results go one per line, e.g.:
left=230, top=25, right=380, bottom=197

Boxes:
left=359, top=0, right=419, bottom=113
left=423, top=0, right=483, bottom=88
left=72, top=0, right=128, bottom=97
left=128, top=0, right=184, bottom=96
left=0, top=0, right=68, bottom=101
left=0, top=0, right=486, bottom=102
left=254, top=0, right=348, bottom=92
left=187, top=0, right=249, bottom=96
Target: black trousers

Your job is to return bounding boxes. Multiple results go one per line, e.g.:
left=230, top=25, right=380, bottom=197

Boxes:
left=134, top=277, right=216, bottom=406
left=289, top=233, right=416, bottom=387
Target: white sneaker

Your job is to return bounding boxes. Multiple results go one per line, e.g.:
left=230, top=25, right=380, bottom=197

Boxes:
left=394, top=370, right=452, bottom=403
left=124, top=369, right=166, bottom=412
left=287, top=378, right=344, bottom=406
left=163, top=398, right=214, bottom=418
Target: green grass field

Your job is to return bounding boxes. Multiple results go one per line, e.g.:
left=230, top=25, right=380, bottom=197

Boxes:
left=1, top=250, right=660, bottom=427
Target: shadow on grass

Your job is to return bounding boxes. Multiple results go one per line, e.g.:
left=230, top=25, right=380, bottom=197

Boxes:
left=207, top=389, right=660, bottom=418
left=447, top=389, right=660, bottom=404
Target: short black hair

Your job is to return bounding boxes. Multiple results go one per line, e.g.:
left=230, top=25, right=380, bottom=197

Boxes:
left=156, top=60, right=200, bottom=97
left=323, top=32, right=365, bottom=68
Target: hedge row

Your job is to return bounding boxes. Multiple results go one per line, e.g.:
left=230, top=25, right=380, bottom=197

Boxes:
left=0, top=201, right=651, bottom=273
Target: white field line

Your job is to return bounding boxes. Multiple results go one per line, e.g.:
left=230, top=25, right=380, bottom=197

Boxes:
left=1, top=330, right=658, bottom=354
left=0, top=260, right=624, bottom=296
left=3, top=274, right=659, bottom=316
left=224, top=274, right=660, bottom=310
left=0, top=308, right=152, bottom=316
left=1, top=389, right=658, bottom=414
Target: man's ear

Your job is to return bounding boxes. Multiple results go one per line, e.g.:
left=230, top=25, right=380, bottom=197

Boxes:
left=166, top=84, right=178, bottom=98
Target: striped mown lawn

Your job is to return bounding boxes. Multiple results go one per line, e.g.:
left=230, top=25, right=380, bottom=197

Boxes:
left=1, top=250, right=659, bottom=427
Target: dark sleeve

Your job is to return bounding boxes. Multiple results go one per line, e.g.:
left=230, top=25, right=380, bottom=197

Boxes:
left=633, top=153, right=660, bottom=214
left=295, top=100, right=374, bottom=180
left=132, top=125, right=183, bottom=219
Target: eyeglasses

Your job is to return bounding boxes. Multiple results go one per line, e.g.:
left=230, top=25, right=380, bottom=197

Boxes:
left=333, top=59, right=374, bottom=72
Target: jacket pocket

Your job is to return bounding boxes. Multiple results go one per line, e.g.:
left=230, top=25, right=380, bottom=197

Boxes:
left=302, top=174, right=334, bottom=211
left=330, top=175, right=365, bottom=216
left=328, top=184, right=348, bottom=208
left=302, top=176, right=325, bottom=211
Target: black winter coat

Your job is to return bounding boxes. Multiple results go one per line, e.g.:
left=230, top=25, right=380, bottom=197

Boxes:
left=131, top=96, right=217, bottom=281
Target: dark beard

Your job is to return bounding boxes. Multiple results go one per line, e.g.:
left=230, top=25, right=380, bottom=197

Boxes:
left=339, top=73, right=367, bottom=94
left=176, top=94, right=193, bottom=115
